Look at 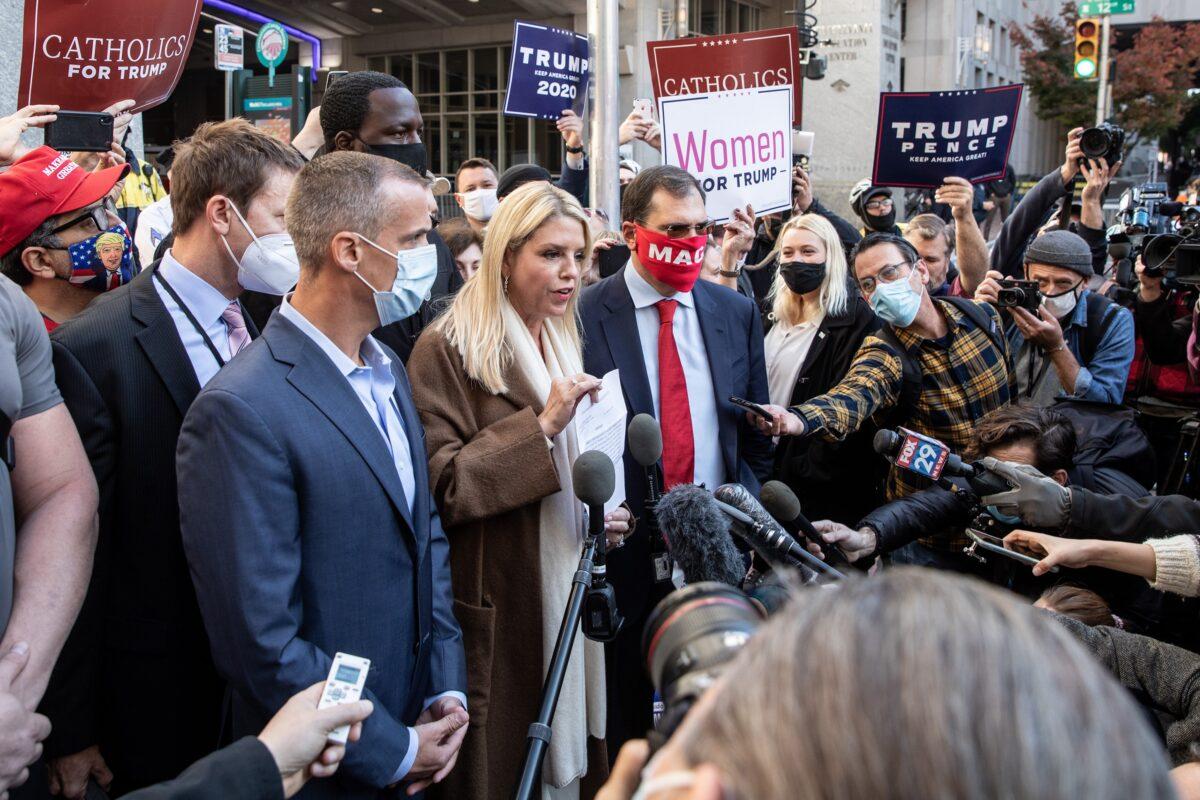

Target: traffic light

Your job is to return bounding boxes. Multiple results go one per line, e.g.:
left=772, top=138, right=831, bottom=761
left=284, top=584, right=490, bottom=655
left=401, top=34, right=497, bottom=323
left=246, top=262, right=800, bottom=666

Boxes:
left=1074, top=18, right=1100, bottom=80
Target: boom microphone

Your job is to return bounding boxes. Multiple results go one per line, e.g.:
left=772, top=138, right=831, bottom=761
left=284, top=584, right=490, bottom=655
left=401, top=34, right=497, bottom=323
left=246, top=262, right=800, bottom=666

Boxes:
left=759, top=480, right=849, bottom=566
left=714, top=484, right=842, bottom=580
left=654, top=484, right=746, bottom=586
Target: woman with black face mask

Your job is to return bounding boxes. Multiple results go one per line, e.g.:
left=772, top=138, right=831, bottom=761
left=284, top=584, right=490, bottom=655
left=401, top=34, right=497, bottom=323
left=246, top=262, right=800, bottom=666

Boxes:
left=763, top=214, right=885, bottom=526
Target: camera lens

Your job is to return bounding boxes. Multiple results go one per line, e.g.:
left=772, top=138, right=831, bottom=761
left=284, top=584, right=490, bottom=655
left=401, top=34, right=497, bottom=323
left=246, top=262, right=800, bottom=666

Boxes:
left=1080, top=128, right=1110, bottom=159
left=643, top=582, right=763, bottom=734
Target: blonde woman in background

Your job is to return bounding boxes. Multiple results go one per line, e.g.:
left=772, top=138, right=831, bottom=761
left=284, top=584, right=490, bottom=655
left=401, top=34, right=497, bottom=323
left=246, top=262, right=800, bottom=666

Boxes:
left=407, top=181, right=629, bottom=800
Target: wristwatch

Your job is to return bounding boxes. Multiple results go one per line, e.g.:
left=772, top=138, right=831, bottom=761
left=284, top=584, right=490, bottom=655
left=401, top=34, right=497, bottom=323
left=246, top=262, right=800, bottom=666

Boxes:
left=719, top=255, right=747, bottom=279
left=565, top=144, right=585, bottom=154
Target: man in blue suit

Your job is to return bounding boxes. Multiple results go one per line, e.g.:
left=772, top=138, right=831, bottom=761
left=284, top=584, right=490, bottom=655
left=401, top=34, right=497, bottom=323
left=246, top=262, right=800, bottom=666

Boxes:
left=177, top=152, right=467, bottom=798
left=578, top=165, right=772, bottom=754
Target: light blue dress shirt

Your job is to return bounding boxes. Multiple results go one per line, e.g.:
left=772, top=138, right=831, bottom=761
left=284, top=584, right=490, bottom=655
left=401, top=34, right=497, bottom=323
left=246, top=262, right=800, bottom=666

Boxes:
left=276, top=295, right=465, bottom=781
left=623, top=265, right=725, bottom=490
left=153, top=251, right=237, bottom=388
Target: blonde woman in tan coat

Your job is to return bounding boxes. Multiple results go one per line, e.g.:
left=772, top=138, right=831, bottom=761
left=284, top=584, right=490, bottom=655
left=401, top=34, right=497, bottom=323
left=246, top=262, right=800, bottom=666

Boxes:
left=408, top=181, right=631, bottom=800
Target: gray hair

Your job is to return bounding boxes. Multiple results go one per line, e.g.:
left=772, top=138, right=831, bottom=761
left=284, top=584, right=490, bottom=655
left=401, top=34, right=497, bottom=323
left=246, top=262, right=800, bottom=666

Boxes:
left=286, top=150, right=428, bottom=269
left=676, top=568, right=1174, bottom=799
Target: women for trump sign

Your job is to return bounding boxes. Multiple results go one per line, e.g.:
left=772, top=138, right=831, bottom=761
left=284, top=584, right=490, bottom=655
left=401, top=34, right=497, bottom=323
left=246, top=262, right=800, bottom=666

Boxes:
left=659, top=86, right=793, bottom=224
left=871, top=85, right=1024, bottom=189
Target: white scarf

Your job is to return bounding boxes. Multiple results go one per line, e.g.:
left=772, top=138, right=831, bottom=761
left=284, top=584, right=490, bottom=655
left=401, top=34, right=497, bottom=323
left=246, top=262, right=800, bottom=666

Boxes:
left=502, top=304, right=606, bottom=791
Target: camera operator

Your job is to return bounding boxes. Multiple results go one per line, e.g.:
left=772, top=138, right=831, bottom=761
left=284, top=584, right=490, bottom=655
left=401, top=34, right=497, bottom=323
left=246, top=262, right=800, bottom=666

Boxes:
left=595, top=569, right=1174, bottom=800
left=976, top=225, right=1134, bottom=405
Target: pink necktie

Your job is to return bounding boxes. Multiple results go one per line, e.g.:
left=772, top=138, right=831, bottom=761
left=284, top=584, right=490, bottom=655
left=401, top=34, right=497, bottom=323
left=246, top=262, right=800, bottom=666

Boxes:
left=221, top=301, right=251, bottom=358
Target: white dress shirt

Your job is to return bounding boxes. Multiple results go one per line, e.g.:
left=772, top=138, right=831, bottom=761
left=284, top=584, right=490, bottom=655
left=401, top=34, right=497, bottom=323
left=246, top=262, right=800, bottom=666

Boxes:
left=153, top=250, right=237, bottom=388
left=276, top=295, right=464, bottom=781
left=624, top=265, right=725, bottom=490
left=764, top=316, right=824, bottom=408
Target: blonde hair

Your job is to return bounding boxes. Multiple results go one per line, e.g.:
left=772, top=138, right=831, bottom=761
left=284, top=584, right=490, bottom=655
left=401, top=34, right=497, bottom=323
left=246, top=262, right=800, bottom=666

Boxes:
left=677, top=568, right=1174, bottom=799
left=432, top=182, right=590, bottom=394
left=95, top=231, right=125, bottom=250
left=767, top=214, right=850, bottom=325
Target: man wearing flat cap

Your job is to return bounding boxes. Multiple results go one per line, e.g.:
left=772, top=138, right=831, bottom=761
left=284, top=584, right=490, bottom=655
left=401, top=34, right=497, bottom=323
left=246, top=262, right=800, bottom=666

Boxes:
left=977, top=228, right=1134, bottom=406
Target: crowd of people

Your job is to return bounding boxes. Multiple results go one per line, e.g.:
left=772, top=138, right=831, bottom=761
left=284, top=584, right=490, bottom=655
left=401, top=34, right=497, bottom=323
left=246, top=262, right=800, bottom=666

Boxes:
left=2, top=66, right=1200, bottom=800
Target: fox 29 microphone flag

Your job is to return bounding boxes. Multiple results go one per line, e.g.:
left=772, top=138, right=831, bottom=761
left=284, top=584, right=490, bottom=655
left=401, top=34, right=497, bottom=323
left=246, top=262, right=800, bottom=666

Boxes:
left=871, top=84, right=1023, bottom=189
left=18, top=0, right=203, bottom=114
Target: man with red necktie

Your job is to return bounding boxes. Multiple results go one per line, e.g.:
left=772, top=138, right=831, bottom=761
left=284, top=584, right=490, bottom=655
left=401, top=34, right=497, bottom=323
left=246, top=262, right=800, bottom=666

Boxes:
left=579, top=164, right=772, bottom=755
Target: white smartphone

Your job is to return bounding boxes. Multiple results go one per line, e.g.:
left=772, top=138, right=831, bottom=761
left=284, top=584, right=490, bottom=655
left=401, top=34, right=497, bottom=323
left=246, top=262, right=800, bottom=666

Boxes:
left=317, top=652, right=371, bottom=744
left=633, top=98, right=653, bottom=120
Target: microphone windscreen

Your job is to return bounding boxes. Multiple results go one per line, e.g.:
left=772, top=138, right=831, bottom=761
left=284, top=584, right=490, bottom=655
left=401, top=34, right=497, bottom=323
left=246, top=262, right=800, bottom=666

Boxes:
left=628, top=414, right=663, bottom=467
left=873, top=428, right=900, bottom=457
left=654, top=484, right=745, bottom=587
left=760, top=480, right=802, bottom=525
left=572, top=450, right=616, bottom=508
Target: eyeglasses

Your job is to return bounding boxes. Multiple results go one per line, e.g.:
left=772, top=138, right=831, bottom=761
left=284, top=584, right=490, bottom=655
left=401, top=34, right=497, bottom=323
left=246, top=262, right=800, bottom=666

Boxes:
left=858, top=261, right=912, bottom=295
left=49, top=199, right=119, bottom=237
left=640, top=219, right=715, bottom=239
left=864, top=198, right=893, bottom=212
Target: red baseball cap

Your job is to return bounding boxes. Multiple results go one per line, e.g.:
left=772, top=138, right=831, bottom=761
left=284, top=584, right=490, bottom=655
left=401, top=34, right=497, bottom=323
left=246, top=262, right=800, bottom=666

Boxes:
left=0, top=146, right=130, bottom=257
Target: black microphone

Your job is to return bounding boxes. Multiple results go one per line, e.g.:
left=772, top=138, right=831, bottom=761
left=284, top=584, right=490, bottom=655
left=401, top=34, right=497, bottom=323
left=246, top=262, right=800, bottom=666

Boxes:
left=759, top=480, right=850, bottom=566
left=628, top=414, right=672, bottom=583
left=713, top=484, right=843, bottom=580
left=872, top=429, right=1009, bottom=497
left=572, top=451, right=623, bottom=641
left=653, top=484, right=747, bottom=586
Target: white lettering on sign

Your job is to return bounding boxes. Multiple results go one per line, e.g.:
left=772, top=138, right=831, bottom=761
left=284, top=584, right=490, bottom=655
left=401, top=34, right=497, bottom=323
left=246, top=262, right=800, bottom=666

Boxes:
left=518, top=45, right=588, bottom=75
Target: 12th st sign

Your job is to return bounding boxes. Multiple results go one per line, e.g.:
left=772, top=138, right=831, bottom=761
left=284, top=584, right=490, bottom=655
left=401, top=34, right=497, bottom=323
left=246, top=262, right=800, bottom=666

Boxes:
left=1078, top=0, right=1134, bottom=15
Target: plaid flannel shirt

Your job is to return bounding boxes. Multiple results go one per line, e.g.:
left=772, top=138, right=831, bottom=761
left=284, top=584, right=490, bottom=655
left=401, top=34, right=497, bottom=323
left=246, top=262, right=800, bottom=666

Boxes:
left=792, top=299, right=1015, bottom=550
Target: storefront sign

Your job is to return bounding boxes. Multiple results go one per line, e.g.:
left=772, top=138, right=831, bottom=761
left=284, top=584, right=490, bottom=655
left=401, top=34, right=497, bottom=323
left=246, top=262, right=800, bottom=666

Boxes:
left=647, top=26, right=803, bottom=126
left=215, top=24, right=244, bottom=72
left=17, top=0, right=202, bottom=113
left=659, top=86, right=793, bottom=224
left=504, top=21, right=589, bottom=120
left=872, top=84, right=1023, bottom=188
left=256, top=21, right=289, bottom=87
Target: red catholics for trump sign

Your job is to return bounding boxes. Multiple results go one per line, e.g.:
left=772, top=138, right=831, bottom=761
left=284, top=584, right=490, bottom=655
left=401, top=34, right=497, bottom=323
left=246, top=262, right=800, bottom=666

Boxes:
left=18, top=0, right=203, bottom=113
left=647, top=26, right=803, bottom=126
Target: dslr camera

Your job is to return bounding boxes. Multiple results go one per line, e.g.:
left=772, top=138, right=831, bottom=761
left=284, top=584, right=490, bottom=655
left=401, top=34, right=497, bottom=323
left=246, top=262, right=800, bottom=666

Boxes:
left=1078, top=123, right=1125, bottom=167
left=994, top=279, right=1041, bottom=313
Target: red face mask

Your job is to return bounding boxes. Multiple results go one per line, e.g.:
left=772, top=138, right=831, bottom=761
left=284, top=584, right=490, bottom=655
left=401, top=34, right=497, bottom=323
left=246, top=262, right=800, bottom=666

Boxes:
left=633, top=224, right=708, bottom=293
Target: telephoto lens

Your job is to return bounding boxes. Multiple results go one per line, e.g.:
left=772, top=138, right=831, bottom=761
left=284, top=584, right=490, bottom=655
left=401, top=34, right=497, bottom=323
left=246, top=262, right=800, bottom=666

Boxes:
left=642, top=582, right=765, bottom=738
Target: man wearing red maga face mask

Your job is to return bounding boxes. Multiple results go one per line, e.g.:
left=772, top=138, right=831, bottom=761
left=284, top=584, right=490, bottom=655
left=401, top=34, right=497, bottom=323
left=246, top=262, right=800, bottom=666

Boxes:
left=577, top=165, right=773, bottom=754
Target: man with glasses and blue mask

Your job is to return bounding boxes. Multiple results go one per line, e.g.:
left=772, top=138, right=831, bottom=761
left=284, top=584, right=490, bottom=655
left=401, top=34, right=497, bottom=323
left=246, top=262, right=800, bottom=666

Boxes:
left=40, top=119, right=305, bottom=797
left=177, top=152, right=467, bottom=799
left=749, top=232, right=1015, bottom=572
left=0, top=147, right=133, bottom=331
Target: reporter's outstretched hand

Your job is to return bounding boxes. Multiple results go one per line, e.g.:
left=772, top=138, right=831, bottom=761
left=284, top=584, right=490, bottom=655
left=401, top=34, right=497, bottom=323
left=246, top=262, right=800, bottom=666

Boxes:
left=977, top=457, right=1071, bottom=531
left=257, top=682, right=374, bottom=798
left=1002, top=530, right=1091, bottom=577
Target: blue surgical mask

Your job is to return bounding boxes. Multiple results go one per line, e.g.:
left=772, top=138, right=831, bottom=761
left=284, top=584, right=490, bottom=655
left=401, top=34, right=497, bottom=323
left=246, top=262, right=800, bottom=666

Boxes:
left=353, top=235, right=438, bottom=326
left=869, top=271, right=922, bottom=327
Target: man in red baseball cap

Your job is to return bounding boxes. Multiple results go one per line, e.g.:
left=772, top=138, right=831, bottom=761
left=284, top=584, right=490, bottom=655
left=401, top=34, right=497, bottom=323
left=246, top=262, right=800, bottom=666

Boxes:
left=0, top=146, right=130, bottom=330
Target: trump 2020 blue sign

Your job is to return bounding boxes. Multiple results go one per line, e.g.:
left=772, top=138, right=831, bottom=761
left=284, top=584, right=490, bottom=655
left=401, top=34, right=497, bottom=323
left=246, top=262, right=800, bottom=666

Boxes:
left=871, top=84, right=1023, bottom=189
left=504, top=21, right=589, bottom=121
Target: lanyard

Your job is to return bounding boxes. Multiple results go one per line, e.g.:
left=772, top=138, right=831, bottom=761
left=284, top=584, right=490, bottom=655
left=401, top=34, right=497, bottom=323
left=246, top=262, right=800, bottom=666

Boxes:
left=154, top=270, right=227, bottom=368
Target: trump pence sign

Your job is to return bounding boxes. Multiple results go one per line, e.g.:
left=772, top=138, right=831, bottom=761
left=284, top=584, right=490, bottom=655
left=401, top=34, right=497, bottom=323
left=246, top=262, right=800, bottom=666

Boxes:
left=872, top=84, right=1024, bottom=188
left=18, top=0, right=203, bottom=113
left=660, top=86, right=793, bottom=224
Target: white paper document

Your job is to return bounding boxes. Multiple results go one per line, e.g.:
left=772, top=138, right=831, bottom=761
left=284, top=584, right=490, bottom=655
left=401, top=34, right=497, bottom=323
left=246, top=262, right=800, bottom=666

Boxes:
left=575, top=369, right=626, bottom=513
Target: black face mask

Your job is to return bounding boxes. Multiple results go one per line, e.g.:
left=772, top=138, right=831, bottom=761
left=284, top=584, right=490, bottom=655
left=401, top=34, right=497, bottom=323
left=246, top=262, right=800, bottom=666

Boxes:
left=779, top=260, right=826, bottom=295
left=359, top=141, right=428, bottom=175
left=864, top=208, right=896, bottom=232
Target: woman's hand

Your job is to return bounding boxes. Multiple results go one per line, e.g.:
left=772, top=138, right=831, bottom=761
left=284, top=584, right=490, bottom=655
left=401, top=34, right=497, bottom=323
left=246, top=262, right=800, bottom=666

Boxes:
left=538, top=373, right=602, bottom=439
left=746, top=404, right=805, bottom=438
left=604, top=506, right=633, bottom=549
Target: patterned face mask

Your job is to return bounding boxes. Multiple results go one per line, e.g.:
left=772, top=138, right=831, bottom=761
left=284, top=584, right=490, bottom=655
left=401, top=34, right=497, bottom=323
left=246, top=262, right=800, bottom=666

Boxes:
left=61, top=225, right=134, bottom=292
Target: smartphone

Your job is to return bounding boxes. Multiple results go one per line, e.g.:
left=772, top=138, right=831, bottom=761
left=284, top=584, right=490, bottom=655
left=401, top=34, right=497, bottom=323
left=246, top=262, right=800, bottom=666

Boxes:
left=964, top=529, right=1059, bottom=572
left=326, top=69, right=349, bottom=91
left=598, top=243, right=630, bottom=279
left=633, top=98, right=653, bottom=120
left=730, top=395, right=772, bottom=421
left=45, top=111, right=114, bottom=153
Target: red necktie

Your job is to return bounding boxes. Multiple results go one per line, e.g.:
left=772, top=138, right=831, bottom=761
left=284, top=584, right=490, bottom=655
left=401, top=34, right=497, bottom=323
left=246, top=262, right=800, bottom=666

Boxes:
left=655, top=300, right=694, bottom=488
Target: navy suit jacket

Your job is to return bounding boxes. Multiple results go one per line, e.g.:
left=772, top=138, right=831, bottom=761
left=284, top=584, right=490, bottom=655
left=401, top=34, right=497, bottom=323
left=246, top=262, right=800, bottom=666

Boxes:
left=176, top=313, right=466, bottom=798
left=578, top=267, right=772, bottom=620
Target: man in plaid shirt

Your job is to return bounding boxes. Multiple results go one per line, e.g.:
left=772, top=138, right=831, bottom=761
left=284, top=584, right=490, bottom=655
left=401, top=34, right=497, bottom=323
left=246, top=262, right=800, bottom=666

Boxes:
left=752, top=232, right=1015, bottom=564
